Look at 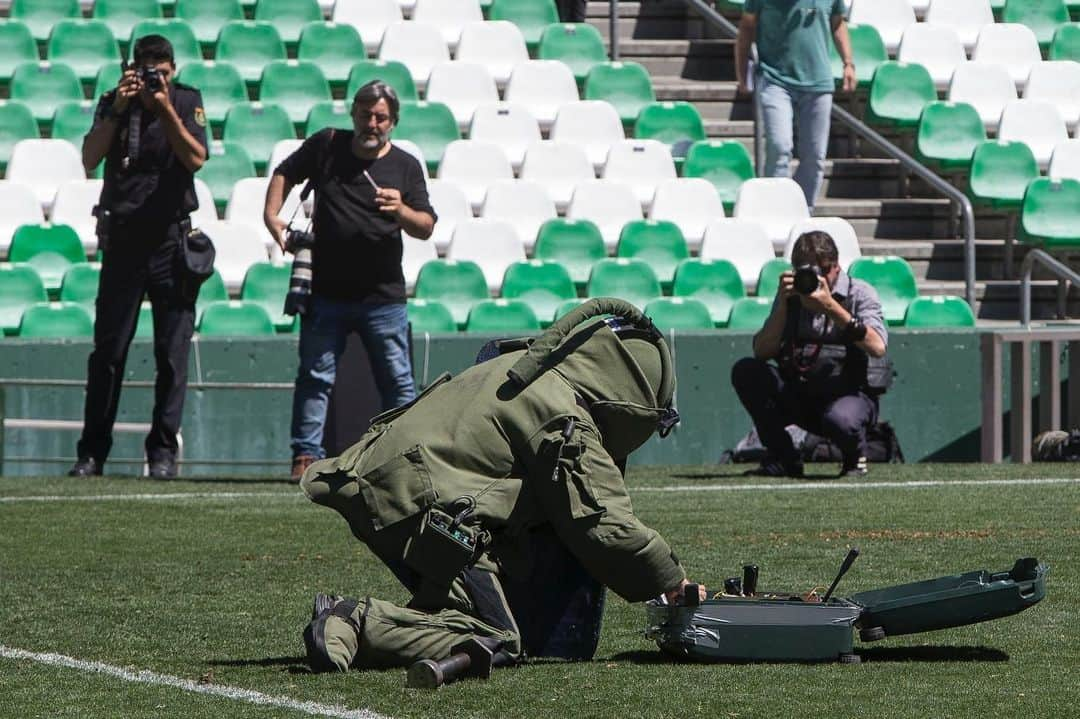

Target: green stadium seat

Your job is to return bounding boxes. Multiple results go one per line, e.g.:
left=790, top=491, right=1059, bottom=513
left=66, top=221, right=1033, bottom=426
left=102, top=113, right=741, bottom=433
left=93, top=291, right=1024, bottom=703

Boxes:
left=195, top=268, right=227, bottom=323
left=1004, top=0, right=1070, bottom=51
left=0, top=22, right=40, bottom=86
left=254, top=0, right=324, bottom=49
left=644, top=296, right=715, bottom=332
left=298, top=22, right=367, bottom=93
left=9, top=224, right=86, bottom=295
left=866, top=61, right=936, bottom=129
left=584, top=61, right=656, bottom=129
left=346, top=60, right=419, bottom=104
left=11, top=0, right=81, bottom=43
left=0, top=101, right=39, bottom=173
left=407, top=298, right=457, bottom=334
left=726, top=296, right=773, bottom=330
left=1050, top=23, right=1080, bottom=60
left=915, top=101, right=986, bottom=172
left=902, top=295, right=976, bottom=327
left=533, top=218, right=606, bottom=290
left=305, top=101, right=354, bottom=136
left=465, top=298, right=541, bottom=333
left=1018, top=177, right=1080, bottom=248
left=553, top=297, right=591, bottom=321
left=93, top=63, right=123, bottom=101
left=848, top=256, right=918, bottom=326
left=968, top=140, right=1039, bottom=212
left=222, top=102, right=296, bottom=174
left=129, top=20, right=202, bottom=69
left=829, top=24, right=887, bottom=89
left=47, top=20, right=122, bottom=84
left=0, top=264, right=48, bottom=335
left=58, top=262, right=101, bottom=316
left=755, top=258, right=790, bottom=298
left=215, top=21, right=287, bottom=88
left=616, top=219, right=689, bottom=292
left=500, top=260, right=576, bottom=327
left=176, top=61, right=247, bottom=131
left=586, top=258, right=661, bottom=311
left=239, top=261, right=293, bottom=331
left=394, top=101, right=459, bottom=175
left=17, top=300, right=94, bottom=337
left=197, top=141, right=255, bottom=213
left=51, top=101, right=96, bottom=149
left=10, top=61, right=84, bottom=127
left=198, top=299, right=276, bottom=335
left=488, top=0, right=560, bottom=52
left=634, top=101, right=706, bottom=167
left=258, top=60, right=331, bottom=129
left=92, top=0, right=163, bottom=49
left=671, top=258, right=745, bottom=327
left=414, top=259, right=489, bottom=329
left=175, top=0, right=244, bottom=48
left=537, top=23, right=607, bottom=85
left=680, top=140, right=755, bottom=212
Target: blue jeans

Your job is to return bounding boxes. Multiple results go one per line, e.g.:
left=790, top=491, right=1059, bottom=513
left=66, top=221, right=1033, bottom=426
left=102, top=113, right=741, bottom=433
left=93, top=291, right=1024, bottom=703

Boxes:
left=291, top=297, right=416, bottom=459
left=757, top=74, right=833, bottom=209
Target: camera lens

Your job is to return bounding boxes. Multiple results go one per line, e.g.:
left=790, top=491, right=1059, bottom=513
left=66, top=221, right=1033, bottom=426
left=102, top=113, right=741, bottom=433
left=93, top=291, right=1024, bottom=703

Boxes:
left=793, top=265, right=820, bottom=295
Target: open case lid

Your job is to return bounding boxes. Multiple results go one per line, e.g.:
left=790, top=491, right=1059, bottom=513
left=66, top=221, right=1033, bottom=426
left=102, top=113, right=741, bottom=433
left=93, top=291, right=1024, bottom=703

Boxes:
left=848, top=557, right=1049, bottom=639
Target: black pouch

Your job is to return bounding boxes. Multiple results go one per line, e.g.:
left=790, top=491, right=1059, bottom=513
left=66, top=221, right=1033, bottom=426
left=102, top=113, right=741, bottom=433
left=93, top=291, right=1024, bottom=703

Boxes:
left=403, top=507, right=480, bottom=587
left=179, top=223, right=216, bottom=303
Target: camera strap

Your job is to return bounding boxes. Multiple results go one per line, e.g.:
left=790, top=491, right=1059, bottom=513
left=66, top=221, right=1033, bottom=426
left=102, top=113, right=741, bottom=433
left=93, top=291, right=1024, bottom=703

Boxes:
left=123, top=103, right=143, bottom=170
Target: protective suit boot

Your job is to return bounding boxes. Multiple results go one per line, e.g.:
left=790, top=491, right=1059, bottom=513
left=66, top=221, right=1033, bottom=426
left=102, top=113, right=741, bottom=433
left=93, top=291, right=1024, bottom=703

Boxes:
left=303, top=595, right=362, bottom=672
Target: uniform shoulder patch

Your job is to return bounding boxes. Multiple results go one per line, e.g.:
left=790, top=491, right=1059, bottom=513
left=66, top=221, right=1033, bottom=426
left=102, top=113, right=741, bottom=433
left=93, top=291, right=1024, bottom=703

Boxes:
left=194, top=107, right=206, bottom=127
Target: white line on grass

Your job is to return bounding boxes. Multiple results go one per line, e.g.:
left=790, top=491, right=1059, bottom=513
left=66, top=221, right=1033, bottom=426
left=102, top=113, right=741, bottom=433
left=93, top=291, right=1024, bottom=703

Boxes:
left=0, top=491, right=298, bottom=504
left=0, top=645, right=390, bottom=719
left=636, top=477, right=1080, bottom=493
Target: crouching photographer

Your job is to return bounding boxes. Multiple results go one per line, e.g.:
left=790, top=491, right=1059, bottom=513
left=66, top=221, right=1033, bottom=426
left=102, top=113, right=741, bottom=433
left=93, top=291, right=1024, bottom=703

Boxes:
left=731, top=231, right=890, bottom=478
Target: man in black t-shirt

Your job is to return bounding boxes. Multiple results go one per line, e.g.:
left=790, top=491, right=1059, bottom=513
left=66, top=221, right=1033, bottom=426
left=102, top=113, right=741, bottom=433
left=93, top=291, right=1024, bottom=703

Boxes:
left=264, top=81, right=436, bottom=481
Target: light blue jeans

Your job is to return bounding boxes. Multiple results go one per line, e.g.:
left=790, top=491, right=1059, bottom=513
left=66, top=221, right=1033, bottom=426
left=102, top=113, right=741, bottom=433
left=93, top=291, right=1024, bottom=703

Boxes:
left=757, top=74, right=833, bottom=209
left=291, top=296, right=416, bottom=459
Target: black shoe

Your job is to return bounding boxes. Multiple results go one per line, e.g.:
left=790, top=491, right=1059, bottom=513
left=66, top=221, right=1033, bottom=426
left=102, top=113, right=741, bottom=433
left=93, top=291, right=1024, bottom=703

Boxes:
left=68, top=457, right=102, bottom=477
left=839, top=455, right=868, bottom=478
left=146, top=457, right=177, bottom=479
left=744, top=458, right=804, bottom=478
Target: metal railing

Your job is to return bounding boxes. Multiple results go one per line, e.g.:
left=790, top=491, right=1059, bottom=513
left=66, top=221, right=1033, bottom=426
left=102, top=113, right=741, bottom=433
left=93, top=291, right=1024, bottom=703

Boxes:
left=1020, top=249, right=1080, bottom=327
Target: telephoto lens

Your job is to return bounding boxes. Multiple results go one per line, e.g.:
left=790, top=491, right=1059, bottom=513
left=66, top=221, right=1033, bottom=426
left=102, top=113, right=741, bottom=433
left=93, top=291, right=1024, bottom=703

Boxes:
left=140, top=66, right=163, bottom=93
left=793, top=264, right=821, bottom=295
left=742, top=564, right=759, bottom=596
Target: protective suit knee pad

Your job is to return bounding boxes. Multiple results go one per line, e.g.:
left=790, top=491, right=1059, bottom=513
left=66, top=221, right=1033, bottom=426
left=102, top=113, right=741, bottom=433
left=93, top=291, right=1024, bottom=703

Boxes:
left=303, top=598, right=361, bottom=672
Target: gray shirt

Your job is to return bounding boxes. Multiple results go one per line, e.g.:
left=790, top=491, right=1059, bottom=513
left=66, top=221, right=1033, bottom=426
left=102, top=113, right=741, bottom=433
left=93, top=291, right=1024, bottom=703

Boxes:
left=772, top=270, right=889, bottom=348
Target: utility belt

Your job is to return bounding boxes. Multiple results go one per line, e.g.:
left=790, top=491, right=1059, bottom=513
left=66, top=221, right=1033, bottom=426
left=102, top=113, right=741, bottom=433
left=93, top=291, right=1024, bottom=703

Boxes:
left=779, top=342, right=893, bottom=397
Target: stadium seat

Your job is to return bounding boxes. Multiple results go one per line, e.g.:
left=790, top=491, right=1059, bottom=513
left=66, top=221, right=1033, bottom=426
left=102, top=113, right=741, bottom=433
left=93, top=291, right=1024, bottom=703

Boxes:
left=0, top=22, right=38, bottom=86
left=914, top=101, right=986, bottom=173
left=8, top=223, right=85, bottom=294
left=902, top=295, right=976, bottom=327
left=1017, top=177, right=1080, bottom=248
left=407, top=297, right=457, bottom=334
left=755, top=258, right=791, bottom=298
left=681, top=140, right=755, bottom=213
left=584, top=62, right=657, bottom=130
left=333, top=0, right=402, bottom=56
left=17, top=301, right=94, bottom=337
left=222, top=102, right=296, bottom=175
left=488, top=0, right=559, bottom=53
left=239, top=261, right=293, bottom=331
left=732, top=177, right=810, bottom=251
left=866, top=61, right=937, bottom=129
left=601, top=139, right=677, bottom=211
left=393, top=139, right=430, bottom=180
left=51, top=179, right=104, bottom=253
left=972, top=24, right=1042, bottom=92
left=0, top=101, right=39, bottom=174
left=195, top=268, right=227, bottom=323
left=198, top=141, right=255, bottom=214
left=968, top=140, right=1039, bottom=211
left=6, top=139, right=85, bottom=214
left=1049, top=23, right=1080, bottom=61
left=128, top=20, right=201, bottom=69
left=225, top=176, right=304, bottom=254
left=550, top=100, right=625, bottom=172
left=586, top=258, right=661, bottom=311
left=346, top=60, right=419, bottom=104
left=253, top=0, right=322, bottom=49
left=616, top=219, right=689, bottom=291
left=633, top=101, right=706, bottom=167
left=1024, top=61, right=1080, bottom=135
left=413, top=259, right=489, bottom=329
left=848, top=256, right=918, bottom=325
left=829, top=24, right=887, bottom=90
left=997, top=100, right=1069, bottom=170
left=58, top=261, right=100, bottom=312
left=198, top=219, right=270, bottom=291
left=565, top=180, right=643, bottom=253
left=649, top=178, right=725, bottom=254
left=412, top=0, right=483, bottom=52
left=726, top=296, right=773, bottom=330
left=538, top=23, right=607, bottom=86
left=455, top=21, right=531, bottom=89
left=465, top=298, right=540, bottom=333
left=198, top=299, right=276, bottom=336
left=896, top=23, right=967, bottom=92
left=259, top=60, right=331, bottom=130
left=1003, top=0, right=1070, bottom=51
left=46, top=20, right=121, bottom=84
left=0, top=264, right=48, bottom=335
left=11, top=0, right=81, bottom=43
left=480, top=179, right=556, bottom=254
left=469, top=103, right=542, bottom=172
left=699, top=218, right=775, bottom=293
left=446, top=218, right=526, bottom=293
left=92, top=64, right=121, bottom=102
left=417, top=179, right=471, bottom=255
left=500, top=259, right=576, bottom=327
left=848, top=0, right=917, bottom=55
left=174, top=0, right=243, bottom=48
left=644, top=296, right=715, bottom=332
left=437, top=140, right=514, bottom=212
left=947, top=63, right=1016, bottom=133
left=425, top=62, right=500, bottom=132
left=10, top=62, right=84, bottom=128
left=504, top=60, right=580, bottom=132
left=176, top=61, right=248, bottom=132
left=783, top=217, right=862, bottom=270
left=671, top=258, right=744, bottom=327
left=402, top=234, right=437, bottom=294
left=377, top=21, right=450, bottom=92
left=518, top=140, right=595, bottom=212
left=297, top=22, right=366, bottom=93
left=191, top=177, right=218, bottom=231
left=553, top=297, right=591, bottom=321
left=92, top=0, right=162, bottom=48
left=216, top=21, right=287, bottom=89
left=1048, top=139, right=1080, bottom=181
left=305, top=101, right=354, bottom=136
left=0, top=181, right=46, bottom=258
left=533, top=217, right=606, bottom=289
left=925, top=0, right=994, bottom=53
left=266, top=139, right=303, bottom=178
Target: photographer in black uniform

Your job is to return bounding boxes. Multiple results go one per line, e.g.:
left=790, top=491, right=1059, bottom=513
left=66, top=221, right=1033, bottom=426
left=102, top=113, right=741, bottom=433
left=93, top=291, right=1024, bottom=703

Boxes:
left=68, top=34, right=208, bottom=479
left=731, top=231, right=889, bottom=478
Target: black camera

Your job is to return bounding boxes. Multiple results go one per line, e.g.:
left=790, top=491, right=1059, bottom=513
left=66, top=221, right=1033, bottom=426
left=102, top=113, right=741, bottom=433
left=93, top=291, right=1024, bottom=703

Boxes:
left=793, top=264, right=822, bottom=295
left=137, top=65, right=163, bottom=93
left=284, top=227, right=315, bottom=254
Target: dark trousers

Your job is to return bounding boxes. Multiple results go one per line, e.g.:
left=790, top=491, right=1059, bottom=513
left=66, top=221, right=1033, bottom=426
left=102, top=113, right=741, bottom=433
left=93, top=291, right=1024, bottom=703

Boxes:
left=77, top=220, right=195, bottom=464
left=556, top=0, right=587, bottom=22
left=731, top=357, right=878, bottom=463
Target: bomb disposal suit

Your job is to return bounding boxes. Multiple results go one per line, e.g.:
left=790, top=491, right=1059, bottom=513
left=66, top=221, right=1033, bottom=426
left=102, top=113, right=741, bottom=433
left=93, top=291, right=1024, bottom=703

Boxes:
left=300, top=299, right=691, bottom=672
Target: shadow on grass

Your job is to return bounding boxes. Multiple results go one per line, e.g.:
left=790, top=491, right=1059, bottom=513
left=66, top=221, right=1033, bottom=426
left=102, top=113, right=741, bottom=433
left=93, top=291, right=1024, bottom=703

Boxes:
left=669, top=469, right=841, bottom=481
left=210, top=656, right=312, bottom=674
left=611, top=645, right=1009, bottom=664
left=95, top=474, right=298, bottom=486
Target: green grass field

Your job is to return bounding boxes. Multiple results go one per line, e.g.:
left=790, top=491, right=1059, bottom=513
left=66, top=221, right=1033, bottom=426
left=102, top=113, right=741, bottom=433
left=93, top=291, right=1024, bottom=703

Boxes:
left=1, top=464, right=1077, bottom=719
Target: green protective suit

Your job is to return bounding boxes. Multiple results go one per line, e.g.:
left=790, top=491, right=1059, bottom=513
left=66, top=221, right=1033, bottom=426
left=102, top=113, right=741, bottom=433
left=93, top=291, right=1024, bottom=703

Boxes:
left=300, top=299, right=687, bottom=672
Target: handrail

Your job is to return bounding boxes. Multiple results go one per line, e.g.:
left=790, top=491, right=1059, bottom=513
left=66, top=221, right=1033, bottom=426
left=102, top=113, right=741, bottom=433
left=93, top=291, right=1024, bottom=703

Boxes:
left=1020, top=249, right=1080, bottom=326
left=610, top=0, right=619, bottom=60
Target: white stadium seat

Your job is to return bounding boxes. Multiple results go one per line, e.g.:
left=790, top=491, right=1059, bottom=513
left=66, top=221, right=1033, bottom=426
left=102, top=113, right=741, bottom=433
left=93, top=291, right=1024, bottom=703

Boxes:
left=198, top=220, right=270, bottom=292
left=565, top=180, right=643, bottom=253
left=600, top=139, right=677, bottom=212
left=897, top=24, right=968, bottom=91
left=1048, top=139, right=1080, bottom=181
left=411, top=0, right=483, bottom=52
left=997, top=99, right=1070, bottom=170
left=455, top=21, right=530, bottom=89
left=924, top=0, right=994, bottom=53
left=377, top=21, right=449, bottom=91
left=6, top=139, right=85, bottom=214
left=192, top=179, right=218, bottom=231
left=504, top=60, right=580, bottom=131
left=415, top=179, right=472, bottom=255
left=266, top=139, right=303, bottom=180
left=425, top=62, right=499, bottom=132
left=848, top=0, right=917, bottom=55
left=1024, top=61, right=1080, bottom=135
left=468, top=103, right=542, bottom=172
left=333, top=0, right=403, bottom=55
left=226, top=177, right=305, bottom=255
left=0, top=181, right=46, bottom=258
left=402, top=234, right=437, bottom=294
left=446, top=218, right=526, bottom=293
left=392, top=138, right=430, bottom=179
left=649, top=178, right=726, bottom=254
left=436, top=140, right=514, bottom=212
left=519, top=141, right=596, bottom=213
left=783, top=217, right=863, bottom=271
left=732, top=177, right=810, bottom=251
left=50, top=179, right=103, bottom=255
left=480, top=179, right=557, bottom=254
left=973, top=24, right=1042, bottom=92
left=550, top=100, right=625, bottom=171
left=699, top=218, right=776, bottom=293
left=947, top=63, right=1016, bottom=133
